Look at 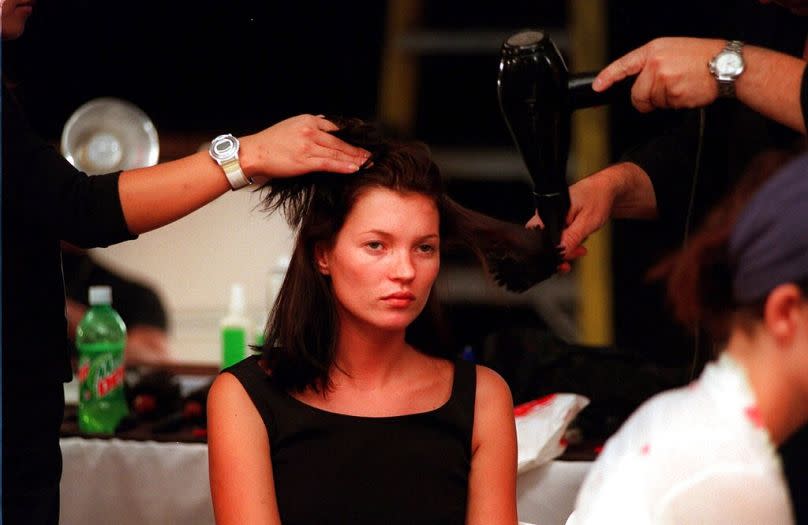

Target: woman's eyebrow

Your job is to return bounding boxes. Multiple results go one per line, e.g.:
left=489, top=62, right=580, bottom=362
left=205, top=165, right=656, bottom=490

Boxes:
left=358, top=229, right=393, bottom=237
left=357, top=230, right=439, bottom=240
left=416, top=234, right=440, bottom=241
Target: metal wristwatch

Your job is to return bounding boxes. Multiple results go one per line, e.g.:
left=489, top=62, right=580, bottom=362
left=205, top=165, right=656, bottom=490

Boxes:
left=209, top=134, right=251, bottom=190
left=709, top=40, right=745, bottom=98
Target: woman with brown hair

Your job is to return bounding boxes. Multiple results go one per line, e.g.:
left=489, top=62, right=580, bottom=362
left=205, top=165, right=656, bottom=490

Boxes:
left=568, top=150, right=807, bottom=524
left=207, top=120, right=526, bottom=524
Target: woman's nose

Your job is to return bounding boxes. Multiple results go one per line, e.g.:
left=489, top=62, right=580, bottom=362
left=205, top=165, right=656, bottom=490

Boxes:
left=390, top=250, right=416, bottom=281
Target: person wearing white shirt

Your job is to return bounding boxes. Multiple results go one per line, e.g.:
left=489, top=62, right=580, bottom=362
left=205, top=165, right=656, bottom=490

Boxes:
left=569, top=150, right=808, bottom=524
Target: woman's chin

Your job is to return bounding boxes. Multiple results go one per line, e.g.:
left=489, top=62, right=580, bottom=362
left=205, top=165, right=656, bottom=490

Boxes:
left=366, top=313, right=420, bottom=333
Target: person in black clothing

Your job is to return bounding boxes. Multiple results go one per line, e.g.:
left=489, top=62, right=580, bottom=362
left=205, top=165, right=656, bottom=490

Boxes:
left=537, top=3, right=807, bottom=271
left=526, top=0, right=808, bottom=520
left=207, top=121, right=518, bottom=524
left=538, top=2, right=808, bottom=370
left=61, top=243, right=171, bottom=365
left=1, top=2, right=370, bottom=523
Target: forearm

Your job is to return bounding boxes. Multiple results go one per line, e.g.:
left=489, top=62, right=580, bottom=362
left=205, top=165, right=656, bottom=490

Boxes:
left=125, top=327, right=171, bottom=366
left=118, top=151, right=230, bottom=234
left=602, top=162, right=658, bottom=220
left=118, top=115, right=369, bottom=235
left=595, top=37, right=808, bottom=133
left=621, top=109, right=703, bottom=224
left=736, top=45, right=807, bottom=134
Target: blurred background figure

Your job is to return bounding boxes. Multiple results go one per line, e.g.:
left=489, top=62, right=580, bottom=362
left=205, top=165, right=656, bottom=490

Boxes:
left=61, top=241, right=171, bottom=365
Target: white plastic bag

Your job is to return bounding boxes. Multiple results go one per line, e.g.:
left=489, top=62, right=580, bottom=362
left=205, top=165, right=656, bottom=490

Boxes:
left=515, top=393, right=590, bottom=473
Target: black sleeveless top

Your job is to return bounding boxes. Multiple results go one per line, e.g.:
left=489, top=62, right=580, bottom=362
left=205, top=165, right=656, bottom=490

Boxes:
left=225, top=355, right=476, bottom=525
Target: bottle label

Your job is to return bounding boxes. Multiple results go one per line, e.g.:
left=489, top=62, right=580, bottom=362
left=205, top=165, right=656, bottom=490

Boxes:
left=78, top=343, right=125, bottom=402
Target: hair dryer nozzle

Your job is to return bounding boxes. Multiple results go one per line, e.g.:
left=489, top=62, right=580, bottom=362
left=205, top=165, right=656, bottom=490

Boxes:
left=501, top=29, right=551, bottom=56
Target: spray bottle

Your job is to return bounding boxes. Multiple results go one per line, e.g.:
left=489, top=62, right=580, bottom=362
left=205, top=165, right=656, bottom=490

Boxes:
left=221, top=283, right=250, bottom=369
left=255, top=255, right=290, bottom=348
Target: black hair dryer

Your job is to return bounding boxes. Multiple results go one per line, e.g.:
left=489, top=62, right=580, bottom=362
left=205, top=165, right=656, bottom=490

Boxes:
left=498, top=29, right=628, bottom=248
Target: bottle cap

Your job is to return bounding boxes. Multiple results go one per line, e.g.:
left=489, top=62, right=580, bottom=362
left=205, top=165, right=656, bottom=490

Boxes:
left=229, top=283, right=246, bottom=315
left=272, top=255, right=291, bottom=274
left=88, top=285, right=112, bottom=305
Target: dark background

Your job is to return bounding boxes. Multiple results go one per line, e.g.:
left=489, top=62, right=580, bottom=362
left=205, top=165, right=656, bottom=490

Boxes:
left=4, top=0, right=803, bottom=433
left=6, top=1, right=790, bottom=145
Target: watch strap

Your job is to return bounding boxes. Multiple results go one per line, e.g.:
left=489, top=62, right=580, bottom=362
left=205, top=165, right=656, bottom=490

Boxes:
left=725, top=40, right=744, bottom=54
left=221, top=157, right=251, bottom=190
left=718, top=79, right=735, bottom=98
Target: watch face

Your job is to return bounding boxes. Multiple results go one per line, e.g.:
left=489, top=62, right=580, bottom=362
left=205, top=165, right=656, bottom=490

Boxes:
left=209, top=134, right=239, bottom=161
left=716, top=51, right=744, bottom=77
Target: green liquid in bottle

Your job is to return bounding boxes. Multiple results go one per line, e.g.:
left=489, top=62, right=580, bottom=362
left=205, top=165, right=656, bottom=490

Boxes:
left=221, top=326, right=246, bottom=369
left=76, top=297, right=129, bottom=434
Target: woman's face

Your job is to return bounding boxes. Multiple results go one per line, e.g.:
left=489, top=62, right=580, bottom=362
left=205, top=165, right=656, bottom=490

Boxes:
left=316, top=187, right=440, bottom=335
left=1, top=0, right=34, bottom=40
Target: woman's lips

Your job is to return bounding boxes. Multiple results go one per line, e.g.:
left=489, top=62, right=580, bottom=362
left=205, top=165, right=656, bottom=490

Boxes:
left=381, top=292, right=416, bottom=307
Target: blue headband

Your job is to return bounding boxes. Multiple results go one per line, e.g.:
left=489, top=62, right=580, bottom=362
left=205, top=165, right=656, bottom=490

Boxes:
left=729, top=152, right=808, bottom=304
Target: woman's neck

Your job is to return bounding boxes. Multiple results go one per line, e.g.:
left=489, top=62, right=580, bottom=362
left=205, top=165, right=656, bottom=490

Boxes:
left=332, top=316, right=412, bottom=390
left=726, top=330, right=808, bottom=445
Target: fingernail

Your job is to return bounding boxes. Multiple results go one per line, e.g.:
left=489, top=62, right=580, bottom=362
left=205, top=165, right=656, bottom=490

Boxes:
left=349, top=163, right=360, bottom=171
left=592, top=78, right=603, bottom=91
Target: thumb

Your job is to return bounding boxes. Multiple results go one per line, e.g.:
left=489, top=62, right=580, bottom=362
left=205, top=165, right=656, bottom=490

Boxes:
left=560, top=221, right=586, bottom=255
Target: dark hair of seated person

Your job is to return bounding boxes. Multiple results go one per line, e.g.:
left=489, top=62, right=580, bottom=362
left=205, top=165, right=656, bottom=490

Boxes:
left=258, top=118, right=530, bottom=393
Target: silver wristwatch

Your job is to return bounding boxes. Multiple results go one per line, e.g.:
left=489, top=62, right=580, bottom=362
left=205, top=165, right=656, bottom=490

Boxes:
left=209, top=134, right=251, bottom=190
left=709, top=40, right=745, bottom=98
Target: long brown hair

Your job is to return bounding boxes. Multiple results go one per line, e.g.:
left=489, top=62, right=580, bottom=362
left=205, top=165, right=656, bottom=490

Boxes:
left=658, top=149, right=796, bottom=342
left=259, top=119, right=514, bottom=393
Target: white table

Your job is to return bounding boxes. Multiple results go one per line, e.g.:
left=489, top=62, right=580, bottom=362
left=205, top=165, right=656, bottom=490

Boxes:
left=60, top=437, right=590, bottom=525
left=60, top=438, right=213, bottom=525
left=517, top=460, right=591, bottom=525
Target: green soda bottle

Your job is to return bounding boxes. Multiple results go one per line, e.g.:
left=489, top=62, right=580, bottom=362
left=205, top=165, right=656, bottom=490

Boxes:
left=221, top=283, right=250, bottom=369
left=76, top=285, right=129, bottom=434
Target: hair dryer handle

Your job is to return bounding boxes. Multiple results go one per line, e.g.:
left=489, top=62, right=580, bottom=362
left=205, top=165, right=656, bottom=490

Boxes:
left=534, top=191, right=569, bottom=249
left=568, top=73, right=634, bottom=110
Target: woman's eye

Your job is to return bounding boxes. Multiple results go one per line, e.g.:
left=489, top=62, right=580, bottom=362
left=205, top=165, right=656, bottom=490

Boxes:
left=365, top=241, right=383, bottom=251
left=417, top=243, right=437, bottom=254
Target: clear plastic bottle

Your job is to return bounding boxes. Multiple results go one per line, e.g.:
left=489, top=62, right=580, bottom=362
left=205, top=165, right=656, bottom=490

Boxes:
left=266, top=255, right=290, bottom=313
left=76, top=285, right=129, bottom=434
left=255, top=255, right=290, bottom=348
left=221, top=283, right=250, bottom=369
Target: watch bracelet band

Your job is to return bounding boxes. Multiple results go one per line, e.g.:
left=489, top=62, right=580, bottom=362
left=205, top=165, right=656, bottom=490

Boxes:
left=718, top=40, right=744, bottom=98
left=221, top=158, right=251, bottom=190
left=718, top=79, right=735, bottom=98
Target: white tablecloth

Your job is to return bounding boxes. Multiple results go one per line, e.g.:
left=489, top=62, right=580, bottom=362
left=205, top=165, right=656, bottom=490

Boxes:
left=60, top=437, right=590, bottom=525
left=517, top=460, right=591, bottom=525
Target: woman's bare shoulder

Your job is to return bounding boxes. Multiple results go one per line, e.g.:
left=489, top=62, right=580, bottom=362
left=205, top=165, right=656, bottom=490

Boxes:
left=474, top=364, right=512, bottom=407
left=208, top=371, right=257, bottom=413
